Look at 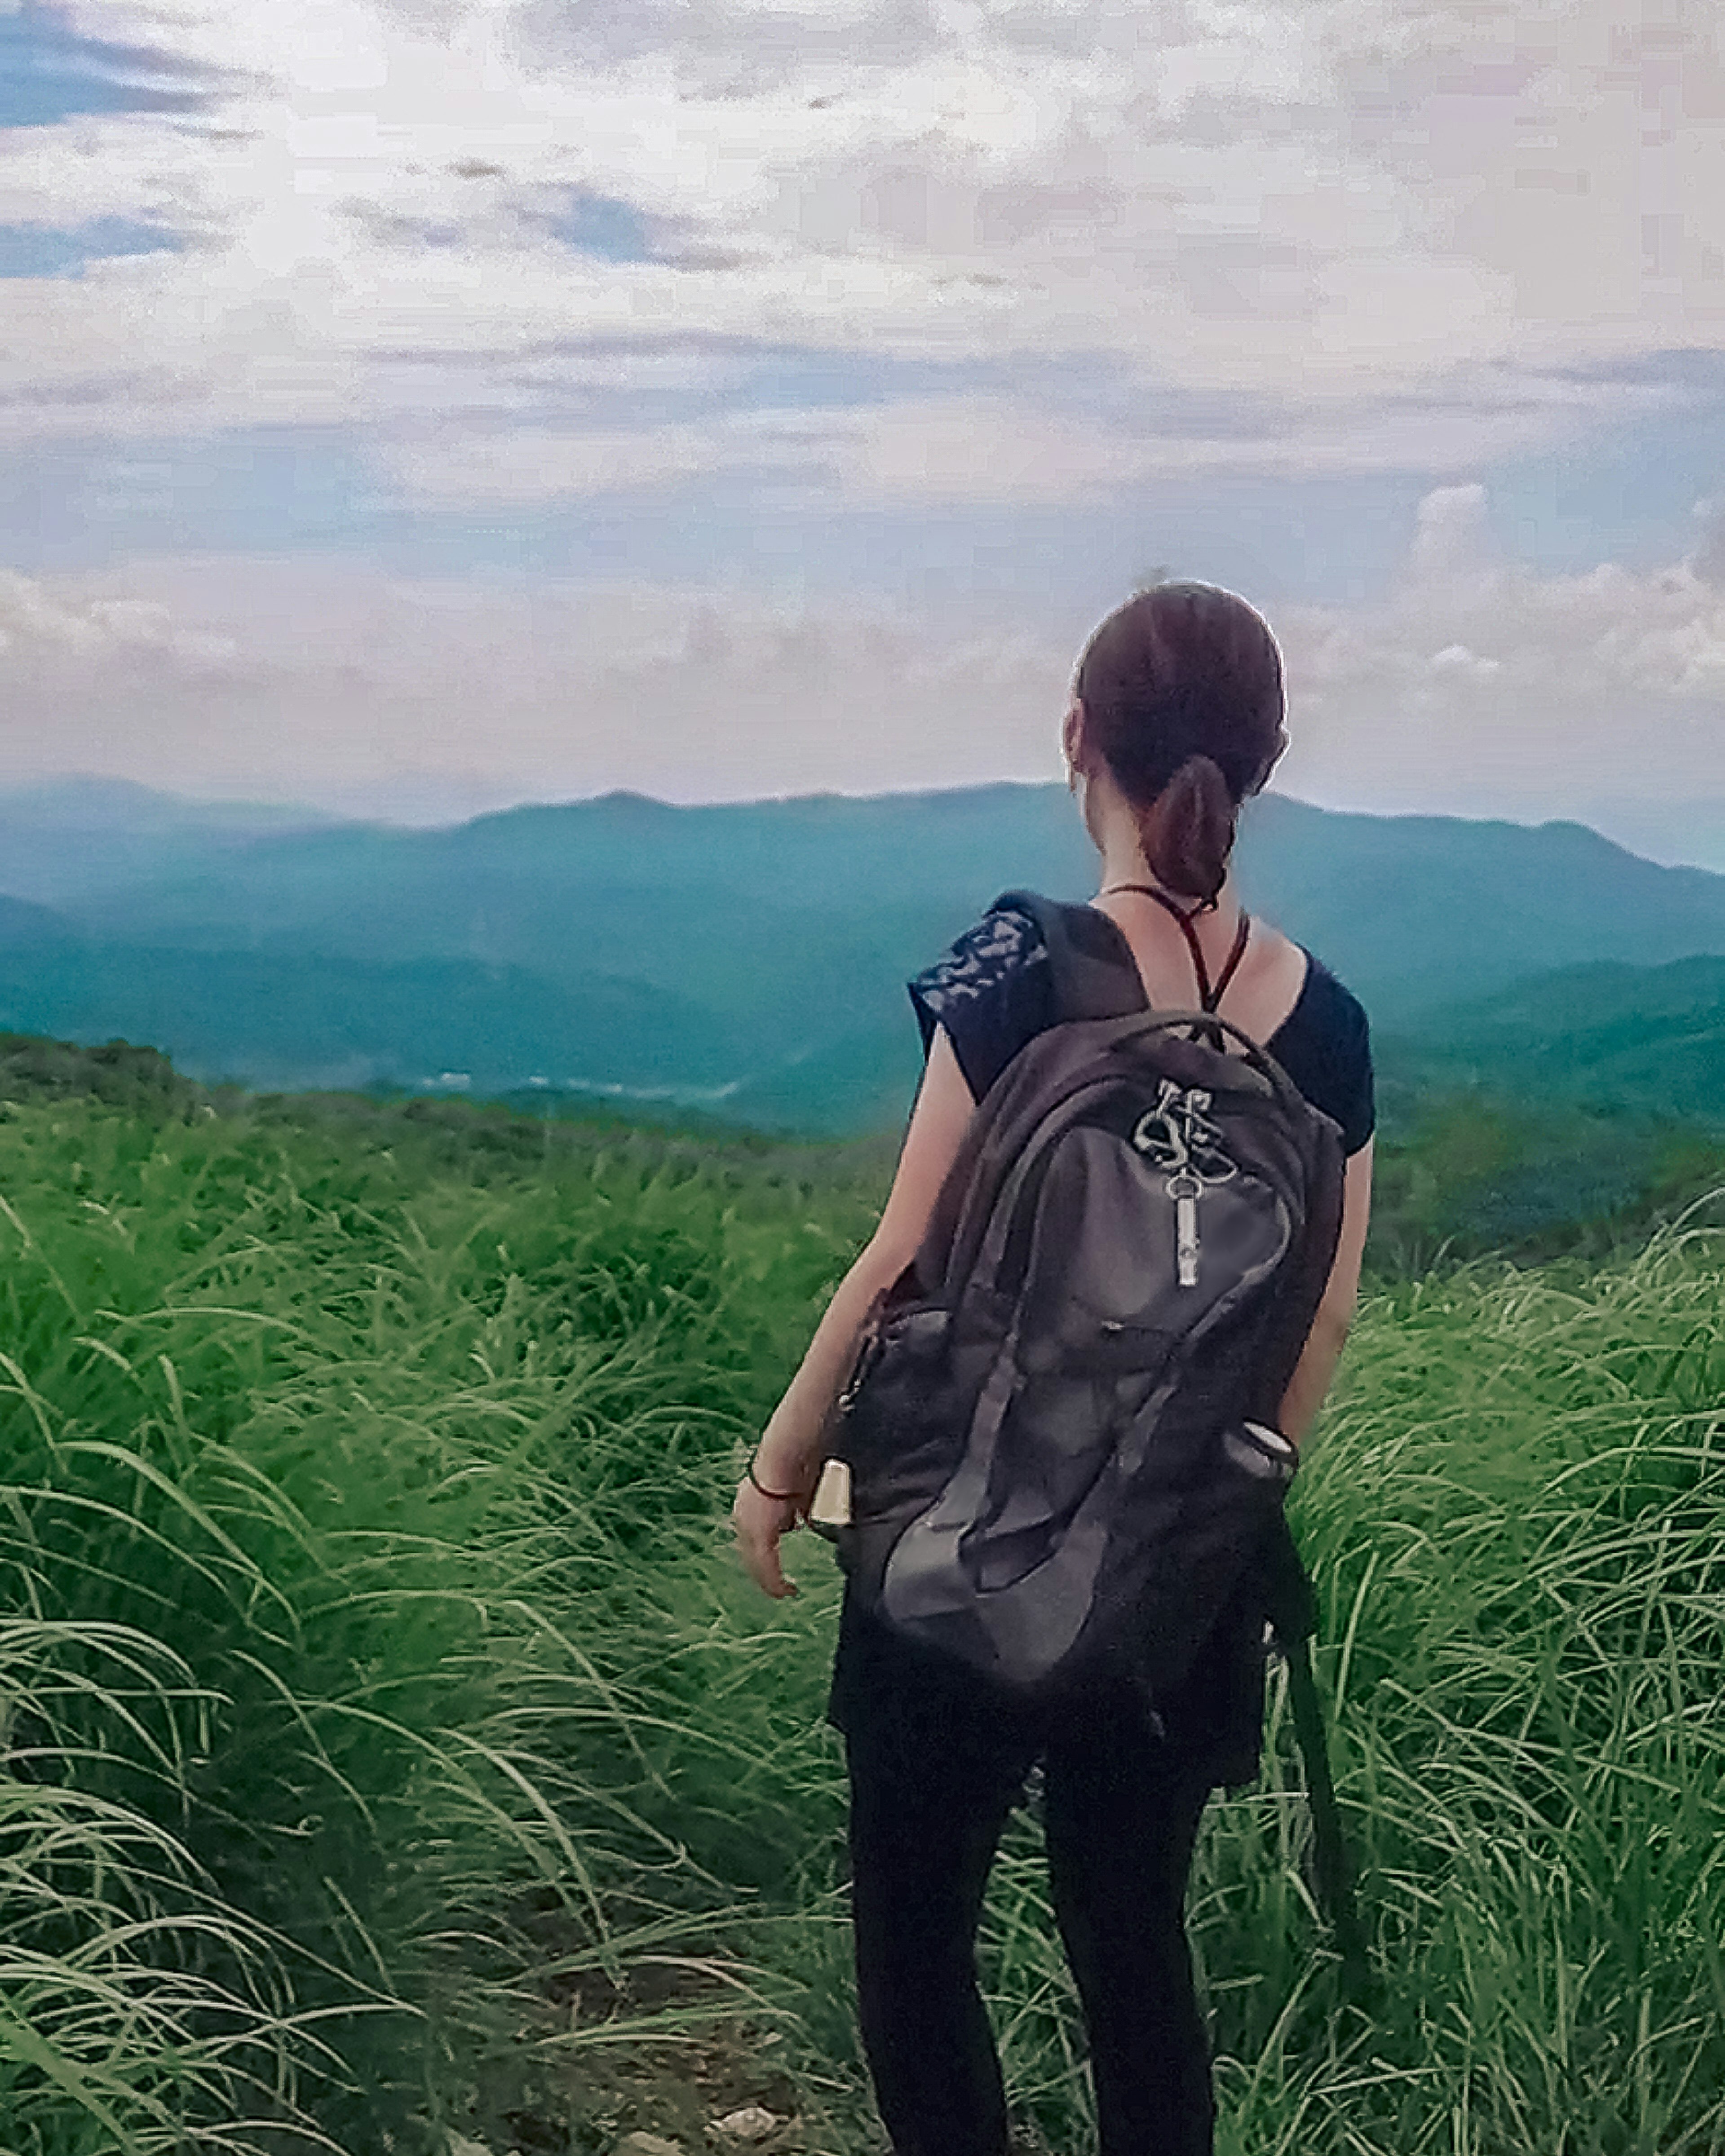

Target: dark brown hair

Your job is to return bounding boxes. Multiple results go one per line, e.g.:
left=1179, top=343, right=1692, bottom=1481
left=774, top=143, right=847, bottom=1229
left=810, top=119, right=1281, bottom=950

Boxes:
left=1074, top=582, right=1287, bottom=906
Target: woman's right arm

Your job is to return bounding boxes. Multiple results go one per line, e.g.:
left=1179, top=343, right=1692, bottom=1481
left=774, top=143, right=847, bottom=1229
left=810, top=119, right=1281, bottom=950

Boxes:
left=733, top=1026, right=977, bottom=1599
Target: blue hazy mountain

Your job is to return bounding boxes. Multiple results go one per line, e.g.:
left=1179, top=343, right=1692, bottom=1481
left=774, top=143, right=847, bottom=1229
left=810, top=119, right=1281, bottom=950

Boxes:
left=0, top=892, right=74, bottom=945
left=0, top=777, right=336, bottom=906
left=1, top=779, right=1723, bottom=1129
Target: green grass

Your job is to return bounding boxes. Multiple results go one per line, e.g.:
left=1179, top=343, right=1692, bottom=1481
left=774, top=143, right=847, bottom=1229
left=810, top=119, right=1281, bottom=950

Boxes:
left=0, top=1070, right=1722, bottom=2153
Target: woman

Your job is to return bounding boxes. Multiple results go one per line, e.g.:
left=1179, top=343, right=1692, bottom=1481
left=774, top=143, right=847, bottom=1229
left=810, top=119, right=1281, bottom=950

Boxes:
left=732, top=583, right=1375, bottom=2156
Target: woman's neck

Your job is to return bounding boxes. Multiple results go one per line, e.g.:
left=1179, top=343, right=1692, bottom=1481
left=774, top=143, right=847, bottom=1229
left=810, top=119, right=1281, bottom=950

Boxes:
left=1093, top=843, right=1240, bottom=925
left=1077, top=764, right=1240, bottom=923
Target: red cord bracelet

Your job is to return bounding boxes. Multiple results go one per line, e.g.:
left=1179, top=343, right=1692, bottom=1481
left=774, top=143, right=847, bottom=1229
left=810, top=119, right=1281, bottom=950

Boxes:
left=747, top=1462, right=802, bottom=1504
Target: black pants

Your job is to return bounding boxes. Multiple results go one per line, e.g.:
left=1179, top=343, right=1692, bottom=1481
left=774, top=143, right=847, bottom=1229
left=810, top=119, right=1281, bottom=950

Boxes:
left=845, top=1674, right=1215, bottom=2156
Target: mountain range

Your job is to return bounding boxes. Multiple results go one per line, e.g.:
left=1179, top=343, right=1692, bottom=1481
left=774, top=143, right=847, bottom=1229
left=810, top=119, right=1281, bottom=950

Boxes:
left=1, top=777, right=1723, bottom=1133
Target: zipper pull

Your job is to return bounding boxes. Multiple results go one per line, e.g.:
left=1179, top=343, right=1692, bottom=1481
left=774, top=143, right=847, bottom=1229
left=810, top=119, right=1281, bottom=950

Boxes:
left=1168, top=1170, right=1202, bottom=1287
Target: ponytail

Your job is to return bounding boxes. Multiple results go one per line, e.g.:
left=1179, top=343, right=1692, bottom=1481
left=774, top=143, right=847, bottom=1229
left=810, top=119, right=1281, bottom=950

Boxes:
left=1136, top=753, right=1237, bottom=907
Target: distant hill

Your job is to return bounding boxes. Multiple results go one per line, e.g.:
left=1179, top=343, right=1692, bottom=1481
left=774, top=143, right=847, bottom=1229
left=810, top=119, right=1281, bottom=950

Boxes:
left=1380, top=954, right=1725, bottom=1126
left=44, top=783, right=1725, bottom=1017
left=0, top=937, right=745, bottom=1102
left=3, top=777, right=1725, bottom=1129
left=0, top=893, right=73, bottom=945
left=1237, top=804, right=1725, bottom=1023
left=0, top=777, right=335, bottom=907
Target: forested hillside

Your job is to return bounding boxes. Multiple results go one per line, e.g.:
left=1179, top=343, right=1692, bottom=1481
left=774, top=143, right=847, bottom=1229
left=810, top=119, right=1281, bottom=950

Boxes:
left=3, top=780, right=1724, bottom=1128
left=1384, top=954, right=1725, bottom=1122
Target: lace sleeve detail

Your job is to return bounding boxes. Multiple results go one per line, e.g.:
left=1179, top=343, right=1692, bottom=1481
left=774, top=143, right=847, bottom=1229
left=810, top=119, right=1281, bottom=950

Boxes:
left=908, top=903, right=1053, bottom=1101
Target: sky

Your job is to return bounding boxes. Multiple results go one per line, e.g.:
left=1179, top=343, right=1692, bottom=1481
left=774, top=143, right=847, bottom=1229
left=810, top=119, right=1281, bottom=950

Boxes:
left=0, top=0, right=1723, bottom=862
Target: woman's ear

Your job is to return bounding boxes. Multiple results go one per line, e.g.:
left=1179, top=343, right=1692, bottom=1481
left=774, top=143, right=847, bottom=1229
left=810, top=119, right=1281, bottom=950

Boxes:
left=1062, top=699, right=1085, bottom=779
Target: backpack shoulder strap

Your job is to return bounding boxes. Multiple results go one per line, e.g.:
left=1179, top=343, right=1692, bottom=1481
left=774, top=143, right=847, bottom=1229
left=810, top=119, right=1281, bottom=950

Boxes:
left=1260, top=1517, right=1370, bottom=2001
left=907, top=891, right=1141, bottom=1294
left=990, top=889, right=1148, bottom=1023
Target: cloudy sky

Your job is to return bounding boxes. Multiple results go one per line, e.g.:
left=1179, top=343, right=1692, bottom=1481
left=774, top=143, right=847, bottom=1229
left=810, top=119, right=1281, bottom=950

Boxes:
left=1, top=0, right=1723, bottom=860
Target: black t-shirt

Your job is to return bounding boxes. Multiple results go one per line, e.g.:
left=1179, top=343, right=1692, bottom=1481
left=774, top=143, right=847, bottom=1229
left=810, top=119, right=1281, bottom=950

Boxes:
left=907, top=898, right=1375, bottom=1153
left=827, top=897, right=1375, bottom=1789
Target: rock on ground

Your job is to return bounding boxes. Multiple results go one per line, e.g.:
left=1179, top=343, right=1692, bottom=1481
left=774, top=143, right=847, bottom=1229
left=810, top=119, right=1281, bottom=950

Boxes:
left=713, top=2106, right=782, bottom=2142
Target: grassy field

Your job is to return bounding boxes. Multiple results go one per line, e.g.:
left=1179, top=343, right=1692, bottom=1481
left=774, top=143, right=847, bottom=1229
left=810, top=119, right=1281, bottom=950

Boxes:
left=1, top=1068, right=1723, bottom=2154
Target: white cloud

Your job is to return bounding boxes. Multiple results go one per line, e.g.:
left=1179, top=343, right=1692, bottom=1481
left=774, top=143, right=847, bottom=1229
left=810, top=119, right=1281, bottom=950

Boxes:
left=2, top=485, right=1722, bottom=864
left=1275, top=486, right=1725, bottom=826
left=0, top=570, right=235, bottom=666
left=382, top=422, right=726, bottom=503
left=1, top=0, right=1722, bottom=486
left=0, top=557, right=1075, bottom=813
left=1426, top=642, right=1501, bottom=679
left=1694, top=496, right=1725, bottom=587
left=366, top=367, right=1684, bottom=510
left=1407, top=484, right=1493, bottom=579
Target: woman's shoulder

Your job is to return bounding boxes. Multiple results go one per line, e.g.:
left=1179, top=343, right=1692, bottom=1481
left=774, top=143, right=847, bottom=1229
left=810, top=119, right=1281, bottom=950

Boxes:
left=909, top=899, right=1374, bottom=1151
left=1275, top=944, right=1370, bottom=1044
left=908, top=898, right=1055, bottom=1100
left=909, top=897, right=1048, bottom=1012
left=1262, top=937, right=1374, bottom=1155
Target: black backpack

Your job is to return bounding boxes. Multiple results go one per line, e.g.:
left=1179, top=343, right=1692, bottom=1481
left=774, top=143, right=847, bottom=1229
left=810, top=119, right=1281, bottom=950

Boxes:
left=823, top=888, right=1346, bottom=1703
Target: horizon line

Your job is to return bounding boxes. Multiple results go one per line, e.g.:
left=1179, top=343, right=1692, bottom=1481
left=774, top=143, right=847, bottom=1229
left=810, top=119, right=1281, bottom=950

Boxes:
left=0, top=769, right=1699, bottom=856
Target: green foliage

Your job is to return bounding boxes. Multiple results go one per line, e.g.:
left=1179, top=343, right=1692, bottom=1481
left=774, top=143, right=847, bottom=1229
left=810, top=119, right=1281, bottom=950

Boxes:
left=1, top=1062, right=1723, bottom=2153
left=0, top=1030, right=211, bottom=1118
left=0, top=1082, right=878, bottom=2148
left=1197, top=1231, right=1725, bottom=2154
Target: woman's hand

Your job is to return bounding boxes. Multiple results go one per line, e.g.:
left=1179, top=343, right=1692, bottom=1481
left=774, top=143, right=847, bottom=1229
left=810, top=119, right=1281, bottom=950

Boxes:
left=731, top=1473, right=808, bottom=1599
